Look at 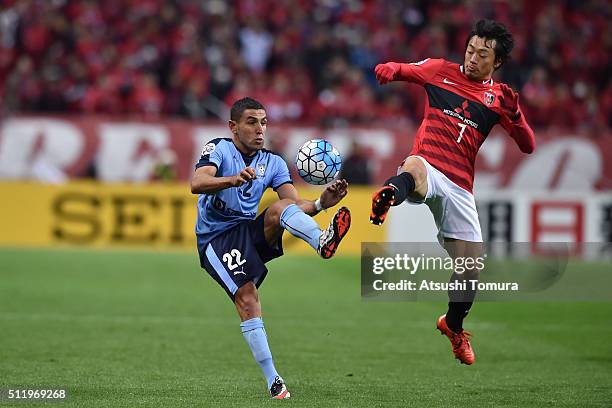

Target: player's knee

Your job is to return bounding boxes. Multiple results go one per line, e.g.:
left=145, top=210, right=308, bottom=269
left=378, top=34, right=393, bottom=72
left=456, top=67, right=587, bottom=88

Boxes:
left=401, top=158, right=427, bottom=187
left=267, top=198, right=296, bottom=222
left=235, top=283, right=259, bottom=312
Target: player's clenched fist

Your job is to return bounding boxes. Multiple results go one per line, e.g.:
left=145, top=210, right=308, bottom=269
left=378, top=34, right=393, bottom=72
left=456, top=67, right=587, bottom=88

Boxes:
left=375, top=62, right=401, bottom=85
left=499, top=83, right=520, bottom=120
left=232, top=167, right=256, bottom=186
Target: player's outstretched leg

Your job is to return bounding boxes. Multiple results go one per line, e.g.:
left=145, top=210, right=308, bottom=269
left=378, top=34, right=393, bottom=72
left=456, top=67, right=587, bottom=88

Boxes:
left=276, top=201, right=321, bottom=250
left=370, top=171, right=414, bottom=225
left=371, top=157, right=426, bottom=225
left=235, top=283, right=291, bottom=398
left=276, top=202, right=351, bottom=259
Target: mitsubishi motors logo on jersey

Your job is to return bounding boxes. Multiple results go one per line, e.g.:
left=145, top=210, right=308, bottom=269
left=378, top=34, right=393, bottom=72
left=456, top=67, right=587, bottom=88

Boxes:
left=443, top=100, right=478, bottom=129
left=454, top=100, right=472, bottom=118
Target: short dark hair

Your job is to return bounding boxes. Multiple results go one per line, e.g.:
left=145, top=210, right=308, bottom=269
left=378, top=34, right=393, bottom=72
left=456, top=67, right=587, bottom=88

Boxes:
left=230, top=97, right=266, bottom=122
left=465, top=19, right=514, bottom=69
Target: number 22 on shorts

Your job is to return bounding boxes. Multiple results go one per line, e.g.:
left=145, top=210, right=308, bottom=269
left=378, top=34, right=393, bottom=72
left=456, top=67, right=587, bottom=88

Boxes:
left=222, top=249, right=246, bottom=270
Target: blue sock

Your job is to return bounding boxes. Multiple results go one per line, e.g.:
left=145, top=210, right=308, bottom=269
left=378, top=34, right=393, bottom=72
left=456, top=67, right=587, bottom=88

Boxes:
left=280, top=204, right=321, bottom=250
left=240, top=317, right=279, bottom=388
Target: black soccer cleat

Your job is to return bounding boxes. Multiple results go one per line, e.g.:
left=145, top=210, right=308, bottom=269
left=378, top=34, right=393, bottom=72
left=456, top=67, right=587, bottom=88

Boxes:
left=370, top=185, right=396, bottom=225
left=269, top=376, right=291, bottom=399
left=318, top=207, right=351, bottom=259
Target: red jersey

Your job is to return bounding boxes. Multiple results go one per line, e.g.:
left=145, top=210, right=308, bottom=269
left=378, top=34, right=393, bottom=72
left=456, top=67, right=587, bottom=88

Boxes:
left=395, top=58, right=535, bottom=193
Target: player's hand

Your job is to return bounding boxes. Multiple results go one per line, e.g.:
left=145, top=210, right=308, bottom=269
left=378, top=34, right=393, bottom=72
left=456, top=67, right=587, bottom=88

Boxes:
left=232, top=167, right=256, bottom=187
left=375, top=62, right=401, bottom=85
left=498, top=84, right=521, bottom=121
left=319, top=179, right=348, bottom=209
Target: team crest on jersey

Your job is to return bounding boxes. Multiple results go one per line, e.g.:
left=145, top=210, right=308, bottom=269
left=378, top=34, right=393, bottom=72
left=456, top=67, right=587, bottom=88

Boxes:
left=484, top=91, right=495, bottom=106
left=257, top=163, right=266, bottom=177
left=201, top=143, right=216, bottom=155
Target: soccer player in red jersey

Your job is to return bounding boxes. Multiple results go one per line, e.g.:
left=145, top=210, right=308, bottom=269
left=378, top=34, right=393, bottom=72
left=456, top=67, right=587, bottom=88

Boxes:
left=370, top=20, right=535, bottom=365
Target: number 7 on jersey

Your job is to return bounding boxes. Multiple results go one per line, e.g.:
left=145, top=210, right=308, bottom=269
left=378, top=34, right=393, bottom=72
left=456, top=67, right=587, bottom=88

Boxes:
left=456, top=122, right=467, bottom=143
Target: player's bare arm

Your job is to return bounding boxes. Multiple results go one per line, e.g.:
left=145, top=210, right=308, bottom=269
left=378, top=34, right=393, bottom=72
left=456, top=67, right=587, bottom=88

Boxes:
left=190, top=165, right=256, bottom=194
left=319, top=179, right=349, bottom=208
left=275, top=179, right=348, bottom=216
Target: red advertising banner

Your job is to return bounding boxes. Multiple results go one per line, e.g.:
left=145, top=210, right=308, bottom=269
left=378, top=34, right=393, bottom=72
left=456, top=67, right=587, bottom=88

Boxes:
left=0, top=115, right=610, bottom=190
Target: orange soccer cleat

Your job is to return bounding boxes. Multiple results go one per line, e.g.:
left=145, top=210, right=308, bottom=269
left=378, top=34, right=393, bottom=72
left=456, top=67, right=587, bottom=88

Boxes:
left=370, top=186, right=396, bottom=225
left=318, top=207, right=351, bottom=259
left=436, top=314, right=475, bottom=365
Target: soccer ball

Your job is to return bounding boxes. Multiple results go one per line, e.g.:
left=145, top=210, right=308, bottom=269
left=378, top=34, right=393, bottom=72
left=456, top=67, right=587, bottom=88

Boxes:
left=295, top=139, right=342, bottom=185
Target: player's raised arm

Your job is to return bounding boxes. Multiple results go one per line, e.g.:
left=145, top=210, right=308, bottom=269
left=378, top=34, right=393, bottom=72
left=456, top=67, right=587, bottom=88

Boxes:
left=275, top=179, right=348, bottom=216
left=190, top=165, right=256, bottom=194
left=497, top=84, right=536, bottom=154
left=375, top=58, right=444, bottom=85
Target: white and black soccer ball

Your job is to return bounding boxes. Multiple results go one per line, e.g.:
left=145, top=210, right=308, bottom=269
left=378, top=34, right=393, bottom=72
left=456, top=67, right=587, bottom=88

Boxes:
left=295, top=139, right=342, bottom=185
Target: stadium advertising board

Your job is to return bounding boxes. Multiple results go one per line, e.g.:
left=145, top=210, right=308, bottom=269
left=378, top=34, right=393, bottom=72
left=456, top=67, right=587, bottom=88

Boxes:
left=0, top=183, right=384, bottom=253
left=0, top=182, right=610, bottom=252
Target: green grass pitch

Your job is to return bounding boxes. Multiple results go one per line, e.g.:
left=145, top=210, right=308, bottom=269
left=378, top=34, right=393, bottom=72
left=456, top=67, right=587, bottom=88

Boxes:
left=1, top=248, right=611, bottom=407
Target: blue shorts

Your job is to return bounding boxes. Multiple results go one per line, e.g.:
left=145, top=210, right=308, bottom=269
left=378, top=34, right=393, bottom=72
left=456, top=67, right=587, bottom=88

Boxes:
left=197, top=209, right=284, bottom=300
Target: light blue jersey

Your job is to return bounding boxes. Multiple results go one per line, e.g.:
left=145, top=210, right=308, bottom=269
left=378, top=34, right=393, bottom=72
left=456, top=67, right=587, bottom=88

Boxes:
left=194, top=138, right=292, bottom=246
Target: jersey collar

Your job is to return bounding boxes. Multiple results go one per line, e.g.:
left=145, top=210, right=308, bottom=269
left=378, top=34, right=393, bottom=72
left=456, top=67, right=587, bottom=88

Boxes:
left=233, top=143, right=259, bottom=166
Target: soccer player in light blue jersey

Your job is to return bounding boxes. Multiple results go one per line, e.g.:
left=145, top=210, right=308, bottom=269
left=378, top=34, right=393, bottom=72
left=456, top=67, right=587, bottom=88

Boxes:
left=191, top=97, right=351, bottom=399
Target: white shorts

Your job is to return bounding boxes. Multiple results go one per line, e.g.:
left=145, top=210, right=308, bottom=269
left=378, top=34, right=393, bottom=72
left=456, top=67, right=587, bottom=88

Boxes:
left=402, top=156, right=483, bottom=243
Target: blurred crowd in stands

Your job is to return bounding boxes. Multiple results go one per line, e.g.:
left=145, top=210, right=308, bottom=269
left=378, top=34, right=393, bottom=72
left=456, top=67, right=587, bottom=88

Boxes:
left=0, top=0, right=610, bottom=133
